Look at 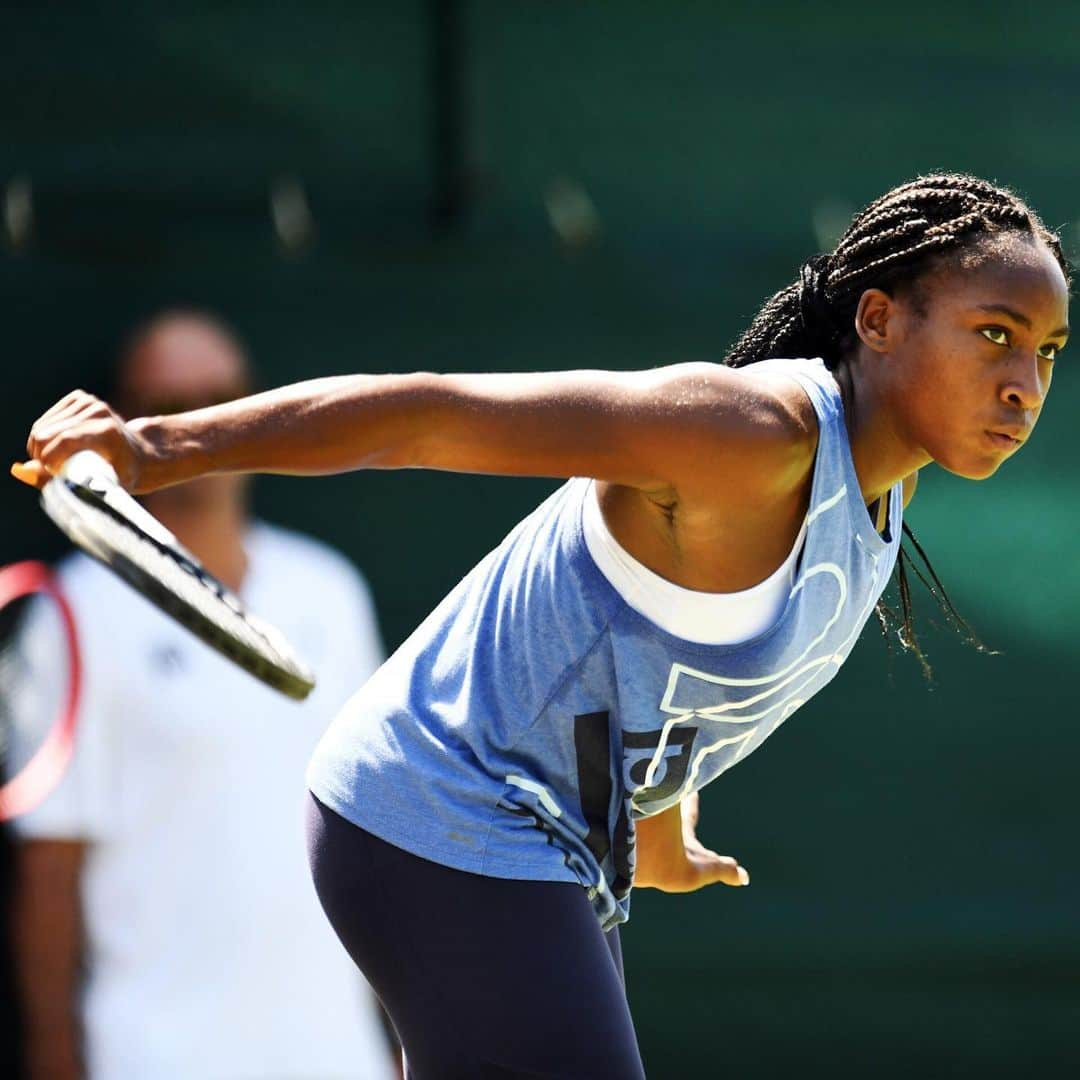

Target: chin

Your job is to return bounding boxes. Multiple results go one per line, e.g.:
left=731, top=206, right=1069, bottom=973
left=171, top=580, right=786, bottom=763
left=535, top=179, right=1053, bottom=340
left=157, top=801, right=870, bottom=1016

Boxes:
left=936, top=454, right=1003, bottom=481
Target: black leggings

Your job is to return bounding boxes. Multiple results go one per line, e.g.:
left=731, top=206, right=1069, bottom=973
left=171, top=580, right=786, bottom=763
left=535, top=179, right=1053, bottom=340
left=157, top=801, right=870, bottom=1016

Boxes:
left=306, top=793, right=646, bottom=1079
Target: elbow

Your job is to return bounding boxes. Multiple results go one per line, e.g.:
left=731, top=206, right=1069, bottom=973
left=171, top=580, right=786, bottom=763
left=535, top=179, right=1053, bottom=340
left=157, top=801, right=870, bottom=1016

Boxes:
left=353, top=371, right=448, bottom=470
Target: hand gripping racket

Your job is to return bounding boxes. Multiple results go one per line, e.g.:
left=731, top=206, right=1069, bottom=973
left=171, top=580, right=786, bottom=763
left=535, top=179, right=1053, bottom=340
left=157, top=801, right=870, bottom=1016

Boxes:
left=31, top=451, right=316, bottom=701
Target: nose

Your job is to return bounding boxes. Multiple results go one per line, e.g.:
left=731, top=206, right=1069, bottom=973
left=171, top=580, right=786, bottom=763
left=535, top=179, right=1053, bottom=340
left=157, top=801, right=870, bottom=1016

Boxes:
left=1000, top=353, right=1047, bottom=412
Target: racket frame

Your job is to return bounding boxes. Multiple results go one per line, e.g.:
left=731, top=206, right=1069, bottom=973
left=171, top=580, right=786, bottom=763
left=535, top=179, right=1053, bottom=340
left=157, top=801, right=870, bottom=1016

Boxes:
left=39, top=452, right=315, bottom=700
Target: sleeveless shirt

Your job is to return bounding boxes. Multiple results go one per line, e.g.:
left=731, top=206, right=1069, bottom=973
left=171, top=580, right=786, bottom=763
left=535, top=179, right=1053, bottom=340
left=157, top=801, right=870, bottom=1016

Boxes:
left=307, top=358, right=903, bottom=929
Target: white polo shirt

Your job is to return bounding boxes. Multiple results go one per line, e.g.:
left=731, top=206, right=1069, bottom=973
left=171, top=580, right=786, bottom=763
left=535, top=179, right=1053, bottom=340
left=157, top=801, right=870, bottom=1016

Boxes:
left=8, top=523, right=397, bottom=1080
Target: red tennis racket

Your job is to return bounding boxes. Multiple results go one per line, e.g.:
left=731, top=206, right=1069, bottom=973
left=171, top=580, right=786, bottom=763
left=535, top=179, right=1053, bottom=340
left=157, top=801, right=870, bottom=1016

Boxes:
left=0, top=560, right=82, bottom=821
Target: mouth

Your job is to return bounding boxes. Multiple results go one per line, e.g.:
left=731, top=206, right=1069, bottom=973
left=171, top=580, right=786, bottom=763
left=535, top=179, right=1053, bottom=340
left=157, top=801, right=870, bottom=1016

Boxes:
left=986, top=429, right=1025, bottom=451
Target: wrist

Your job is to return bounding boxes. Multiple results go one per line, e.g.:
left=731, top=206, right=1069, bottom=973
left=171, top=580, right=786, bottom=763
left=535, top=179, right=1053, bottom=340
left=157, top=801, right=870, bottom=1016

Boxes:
left=129, top=414, right=206, bottom=492
left=633, top=801, right=691, bottom=890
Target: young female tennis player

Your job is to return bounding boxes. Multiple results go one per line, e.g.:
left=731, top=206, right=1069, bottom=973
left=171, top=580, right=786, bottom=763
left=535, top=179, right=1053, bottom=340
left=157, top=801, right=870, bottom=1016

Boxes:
left=19, top=174, right=1070, bottom=1078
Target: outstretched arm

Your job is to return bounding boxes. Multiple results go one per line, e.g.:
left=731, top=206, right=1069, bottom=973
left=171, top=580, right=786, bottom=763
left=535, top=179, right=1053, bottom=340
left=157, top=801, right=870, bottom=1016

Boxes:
left=18, top=364, right=815, bottom=500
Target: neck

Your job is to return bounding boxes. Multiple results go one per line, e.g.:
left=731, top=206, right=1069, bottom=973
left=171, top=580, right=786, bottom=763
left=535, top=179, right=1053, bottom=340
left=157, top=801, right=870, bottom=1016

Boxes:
left=833, top=352, right=930, bottom=504
left=142, top=489, right=250, bottom=593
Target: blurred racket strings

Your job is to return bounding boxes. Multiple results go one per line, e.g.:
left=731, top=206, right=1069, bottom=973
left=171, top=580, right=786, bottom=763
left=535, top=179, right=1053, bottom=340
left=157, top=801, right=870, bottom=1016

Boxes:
left=0, top=561, right=81, bottom=821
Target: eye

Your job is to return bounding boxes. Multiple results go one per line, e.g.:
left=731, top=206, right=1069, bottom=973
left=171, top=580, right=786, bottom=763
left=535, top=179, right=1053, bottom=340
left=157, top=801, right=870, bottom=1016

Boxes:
left=1038, top=343, right=1061, bottom=362
left=980, top=327, right=1009, bottom=346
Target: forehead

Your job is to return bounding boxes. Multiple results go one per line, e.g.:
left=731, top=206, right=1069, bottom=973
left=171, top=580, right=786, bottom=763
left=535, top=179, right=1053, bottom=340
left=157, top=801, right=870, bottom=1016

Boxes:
left=932, top=238, right=1069, bottom=328
left=122, top=318, right=250, bottom=398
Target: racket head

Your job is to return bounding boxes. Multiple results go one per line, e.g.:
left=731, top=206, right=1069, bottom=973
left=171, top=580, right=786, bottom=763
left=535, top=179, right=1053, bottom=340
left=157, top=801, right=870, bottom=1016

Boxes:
left=39, top=454, right=316, bottom=701
left=0, top=561, right=81, bottom=821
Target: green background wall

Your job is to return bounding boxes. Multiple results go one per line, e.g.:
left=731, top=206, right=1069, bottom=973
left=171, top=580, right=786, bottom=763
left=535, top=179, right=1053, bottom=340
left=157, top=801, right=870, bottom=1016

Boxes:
left=2, top=3, right=1078, bottom=1075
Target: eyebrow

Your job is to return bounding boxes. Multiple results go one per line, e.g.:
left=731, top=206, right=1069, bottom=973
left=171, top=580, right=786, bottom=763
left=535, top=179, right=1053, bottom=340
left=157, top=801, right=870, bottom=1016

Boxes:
left=976, top=303, right=1069, bottom=338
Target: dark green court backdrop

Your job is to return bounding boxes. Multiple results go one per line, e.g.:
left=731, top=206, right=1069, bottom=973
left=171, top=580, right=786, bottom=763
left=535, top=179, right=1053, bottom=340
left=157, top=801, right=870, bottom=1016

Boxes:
left=1, top=4, right=1078, bottom=1076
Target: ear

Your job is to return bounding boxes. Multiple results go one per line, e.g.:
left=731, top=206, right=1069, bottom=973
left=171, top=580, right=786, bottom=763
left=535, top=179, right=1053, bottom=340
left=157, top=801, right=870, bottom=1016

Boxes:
left=853, top=288, right=897, bottom=355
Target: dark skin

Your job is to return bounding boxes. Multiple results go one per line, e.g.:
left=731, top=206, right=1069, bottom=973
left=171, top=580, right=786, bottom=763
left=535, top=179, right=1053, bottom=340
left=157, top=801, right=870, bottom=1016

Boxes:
left=14, top=238, right=1070, bottom=895
left=837, top=235, right=1068, bottom=495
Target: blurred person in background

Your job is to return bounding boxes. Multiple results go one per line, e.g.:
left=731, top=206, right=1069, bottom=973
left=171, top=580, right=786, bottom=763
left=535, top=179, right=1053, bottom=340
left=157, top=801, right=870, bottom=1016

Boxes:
left=7, top=312, right=399, bottom=1080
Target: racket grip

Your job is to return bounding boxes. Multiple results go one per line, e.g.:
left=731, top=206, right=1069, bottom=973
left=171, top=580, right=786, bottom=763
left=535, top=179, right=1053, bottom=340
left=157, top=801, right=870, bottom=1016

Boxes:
left=59, top=450, right=121, bottom=487
left=54, top=449, right=186, bottom=552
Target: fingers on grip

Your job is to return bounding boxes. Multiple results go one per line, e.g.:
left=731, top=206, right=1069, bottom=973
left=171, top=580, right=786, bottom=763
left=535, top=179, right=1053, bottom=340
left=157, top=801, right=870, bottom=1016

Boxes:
left=24, top=392, right=127, bottom=485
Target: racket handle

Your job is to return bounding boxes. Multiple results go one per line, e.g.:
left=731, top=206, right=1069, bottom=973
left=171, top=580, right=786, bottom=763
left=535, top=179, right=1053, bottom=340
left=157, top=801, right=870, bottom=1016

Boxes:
left=58, top=450, right=120, bottom=487
left=12, top=451, right=117, bottom=490
left=13, top=452, right=118, bottom=490
left=55, top=450, right=186, bottom=553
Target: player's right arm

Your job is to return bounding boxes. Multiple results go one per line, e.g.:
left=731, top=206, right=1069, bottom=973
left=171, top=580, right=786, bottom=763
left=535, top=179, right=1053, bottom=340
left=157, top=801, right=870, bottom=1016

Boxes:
left=18, top=365, right=816, bottom=506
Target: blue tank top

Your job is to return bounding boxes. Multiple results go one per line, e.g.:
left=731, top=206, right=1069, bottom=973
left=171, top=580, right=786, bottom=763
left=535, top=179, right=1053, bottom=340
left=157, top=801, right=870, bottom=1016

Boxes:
left=307, top=358, right=903, bottom=929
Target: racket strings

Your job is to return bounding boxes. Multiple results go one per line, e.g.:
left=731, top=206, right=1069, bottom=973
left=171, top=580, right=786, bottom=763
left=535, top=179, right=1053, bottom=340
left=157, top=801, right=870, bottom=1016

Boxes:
left=0, top=635, right=18, bottom=762
left=0, top=597, right=33, bottom=764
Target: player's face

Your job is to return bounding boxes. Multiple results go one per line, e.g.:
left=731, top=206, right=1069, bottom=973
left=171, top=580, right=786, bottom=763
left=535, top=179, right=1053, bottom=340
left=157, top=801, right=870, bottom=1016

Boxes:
left=888, top=239, right=1069, bottom=480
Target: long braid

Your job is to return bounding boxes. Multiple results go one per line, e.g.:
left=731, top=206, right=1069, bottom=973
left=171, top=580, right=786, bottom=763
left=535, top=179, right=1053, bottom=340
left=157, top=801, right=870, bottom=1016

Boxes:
left=725, top=173, right=1071, bottom=675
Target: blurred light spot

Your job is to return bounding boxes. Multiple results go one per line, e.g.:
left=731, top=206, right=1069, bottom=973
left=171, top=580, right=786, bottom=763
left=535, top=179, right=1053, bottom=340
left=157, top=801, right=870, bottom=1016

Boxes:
left=544, top=177, right=600, bottom=251
left=811, top=198, right=853, bottom=252
left=270, top=175, right=316, bottom=254
left=4, top=176, right=33, bottom=250
left=1065, top=220, right=1080, bottom=265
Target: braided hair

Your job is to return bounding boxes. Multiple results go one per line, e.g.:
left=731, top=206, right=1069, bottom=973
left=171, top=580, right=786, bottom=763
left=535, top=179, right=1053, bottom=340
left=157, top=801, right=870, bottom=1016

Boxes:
left=726, top=173, right=1070, bottom=675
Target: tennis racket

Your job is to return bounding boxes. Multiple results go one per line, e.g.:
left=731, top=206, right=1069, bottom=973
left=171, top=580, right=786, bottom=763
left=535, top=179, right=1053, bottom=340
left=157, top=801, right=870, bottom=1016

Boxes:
left=29, top=450, right=316, bottom=701
left=0, top=561, right=82, bottom=821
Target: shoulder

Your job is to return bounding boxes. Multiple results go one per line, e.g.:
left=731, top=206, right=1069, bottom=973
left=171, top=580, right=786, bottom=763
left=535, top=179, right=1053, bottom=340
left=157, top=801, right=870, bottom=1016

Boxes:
left=645, top=360, right=814, bottom=421
left=656, top=361, right=818, bottom=498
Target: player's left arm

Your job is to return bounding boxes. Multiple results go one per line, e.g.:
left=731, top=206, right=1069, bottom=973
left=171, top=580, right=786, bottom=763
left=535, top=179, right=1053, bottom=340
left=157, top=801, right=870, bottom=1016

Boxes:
left=633, top=792, right=749, bottom=892
left=633, top=464, right=916, bottom=897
